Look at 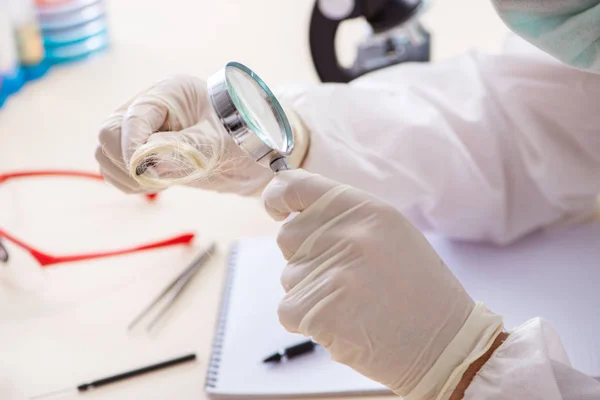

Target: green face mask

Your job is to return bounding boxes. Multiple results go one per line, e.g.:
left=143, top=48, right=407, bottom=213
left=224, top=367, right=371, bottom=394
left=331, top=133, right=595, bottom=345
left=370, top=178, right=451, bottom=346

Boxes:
left=492, top=0, right=600, bottom=73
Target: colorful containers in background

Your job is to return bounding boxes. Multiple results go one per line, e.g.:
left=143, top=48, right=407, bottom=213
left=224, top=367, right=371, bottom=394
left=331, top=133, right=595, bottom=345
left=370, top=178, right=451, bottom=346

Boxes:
left=0, top=0, right=46, bottom=105
left=0, top=2, right=21, bottom=107
left=0, top=0, right=108, bottom=108
left=37, top=0, right=109, bottom=64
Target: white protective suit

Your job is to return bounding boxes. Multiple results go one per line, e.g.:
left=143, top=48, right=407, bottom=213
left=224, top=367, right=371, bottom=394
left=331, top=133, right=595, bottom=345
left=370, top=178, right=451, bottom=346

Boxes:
left=277, top=35, right=600, bottom=246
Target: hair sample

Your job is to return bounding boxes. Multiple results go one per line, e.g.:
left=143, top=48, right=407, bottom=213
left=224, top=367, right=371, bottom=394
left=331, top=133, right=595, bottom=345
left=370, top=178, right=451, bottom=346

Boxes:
left=127, top=119, right=225, bottom=189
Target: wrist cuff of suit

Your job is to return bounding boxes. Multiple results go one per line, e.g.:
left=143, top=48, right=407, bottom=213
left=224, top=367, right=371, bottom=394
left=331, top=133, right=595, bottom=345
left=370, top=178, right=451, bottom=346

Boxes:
left=285, top=106, right=311, bottom=169
left=403, top=302, right=504, bottom=400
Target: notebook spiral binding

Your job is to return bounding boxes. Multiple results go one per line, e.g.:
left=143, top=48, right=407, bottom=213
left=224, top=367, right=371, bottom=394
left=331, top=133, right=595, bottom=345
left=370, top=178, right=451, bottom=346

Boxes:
left=205, top=243, right=239, bottom=390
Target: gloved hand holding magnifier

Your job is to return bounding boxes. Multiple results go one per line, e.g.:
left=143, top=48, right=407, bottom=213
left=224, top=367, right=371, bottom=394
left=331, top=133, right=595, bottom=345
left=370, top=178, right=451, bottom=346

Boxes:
left=207, top=62, right=295, bottom=173
left=132, top=62, right=295, bottom=181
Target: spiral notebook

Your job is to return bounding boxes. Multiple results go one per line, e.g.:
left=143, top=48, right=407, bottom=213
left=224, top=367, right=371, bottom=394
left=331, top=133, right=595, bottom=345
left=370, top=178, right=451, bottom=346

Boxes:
left=205, top=223, right=600, bottom=398
left=205, top=237, right=389, bottom=398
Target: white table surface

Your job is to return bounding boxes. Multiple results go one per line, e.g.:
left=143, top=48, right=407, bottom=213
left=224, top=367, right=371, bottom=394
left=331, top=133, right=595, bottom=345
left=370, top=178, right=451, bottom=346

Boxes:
left=0, top=1, right=508, bottom=399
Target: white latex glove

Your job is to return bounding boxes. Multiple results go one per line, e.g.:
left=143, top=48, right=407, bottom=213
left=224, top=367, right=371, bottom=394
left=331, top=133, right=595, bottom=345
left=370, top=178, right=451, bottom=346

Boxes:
left=262, top=169, right=504, bottom=399
left=95, top=75, right=309, bottom=195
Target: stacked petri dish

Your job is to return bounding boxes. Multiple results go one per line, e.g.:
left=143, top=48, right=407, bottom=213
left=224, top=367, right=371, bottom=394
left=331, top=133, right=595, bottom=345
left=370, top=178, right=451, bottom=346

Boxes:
left=36, top=0, right=109, bottom=65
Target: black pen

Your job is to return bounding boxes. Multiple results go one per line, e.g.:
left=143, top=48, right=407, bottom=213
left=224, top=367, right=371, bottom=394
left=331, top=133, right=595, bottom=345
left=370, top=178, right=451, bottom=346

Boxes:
left=30, top=354, right=197, bottom=399
left=263, top=340, right=318, bottom=363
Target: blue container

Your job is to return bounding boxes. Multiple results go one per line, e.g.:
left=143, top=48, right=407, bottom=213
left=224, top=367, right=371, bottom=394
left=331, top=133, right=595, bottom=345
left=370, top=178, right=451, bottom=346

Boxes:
left=43, top=16, right=107, bottom=47
left=37, top=0, right=108, bottom=66
left=44, top=30, right=109, bottom=65
left=38, top=0, right=105, bottom=31
left=0, top=80, right=6, bottom=108
left=23, top=59, right=51, bottom=81
left=1, top=67, right=26, bottom=96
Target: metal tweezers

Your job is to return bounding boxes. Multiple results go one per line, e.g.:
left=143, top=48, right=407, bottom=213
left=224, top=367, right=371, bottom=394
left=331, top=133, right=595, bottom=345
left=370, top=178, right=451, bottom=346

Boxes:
left=128, top=242, right=216, bottom=331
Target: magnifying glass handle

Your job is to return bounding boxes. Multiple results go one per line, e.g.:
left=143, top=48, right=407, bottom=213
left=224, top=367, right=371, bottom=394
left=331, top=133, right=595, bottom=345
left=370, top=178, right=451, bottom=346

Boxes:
left=270, top=157, right=297, bottom=222
left=270, top=157, right=291, bottom=173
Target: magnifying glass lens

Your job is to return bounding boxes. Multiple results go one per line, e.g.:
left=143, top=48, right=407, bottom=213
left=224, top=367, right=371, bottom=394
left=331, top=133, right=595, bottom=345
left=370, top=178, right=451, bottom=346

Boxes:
left=225, top=65, right=286, bottom=152
left=208, top=62, right=294, bottom=172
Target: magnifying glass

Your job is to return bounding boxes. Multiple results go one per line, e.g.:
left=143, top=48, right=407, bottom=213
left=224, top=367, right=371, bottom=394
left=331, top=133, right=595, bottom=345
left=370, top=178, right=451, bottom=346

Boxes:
left=207, top=62, right=294, bottom=173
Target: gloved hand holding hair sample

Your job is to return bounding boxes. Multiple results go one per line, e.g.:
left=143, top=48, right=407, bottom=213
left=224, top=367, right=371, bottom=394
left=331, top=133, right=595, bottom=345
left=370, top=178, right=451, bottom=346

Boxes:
left=95, top=74, right=309, bottom=195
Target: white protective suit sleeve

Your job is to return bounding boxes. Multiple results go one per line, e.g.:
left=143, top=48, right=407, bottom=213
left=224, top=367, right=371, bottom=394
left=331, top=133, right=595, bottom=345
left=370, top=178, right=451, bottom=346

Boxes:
left=466, top=318, right=600, bottom=399
left=277, top=34, right=600, bottom=244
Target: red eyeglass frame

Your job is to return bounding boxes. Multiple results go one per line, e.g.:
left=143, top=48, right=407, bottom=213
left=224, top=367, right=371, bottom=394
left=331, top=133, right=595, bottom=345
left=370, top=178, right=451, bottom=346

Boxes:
left=0, top=170, right=195, bottom=267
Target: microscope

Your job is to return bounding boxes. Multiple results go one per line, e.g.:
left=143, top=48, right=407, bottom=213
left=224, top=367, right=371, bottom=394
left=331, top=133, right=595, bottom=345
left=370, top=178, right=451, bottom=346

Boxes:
left=309, top=0, right=431, bottom=82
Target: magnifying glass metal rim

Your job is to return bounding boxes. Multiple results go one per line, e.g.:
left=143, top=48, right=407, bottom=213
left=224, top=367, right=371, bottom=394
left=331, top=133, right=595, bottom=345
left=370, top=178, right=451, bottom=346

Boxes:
left=207, top=61, right=294, bottom=172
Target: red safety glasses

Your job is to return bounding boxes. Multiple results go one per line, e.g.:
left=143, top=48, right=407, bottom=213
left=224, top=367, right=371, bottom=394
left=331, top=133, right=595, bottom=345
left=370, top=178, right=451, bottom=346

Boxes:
left=0, top=170, right=195, bottom=267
